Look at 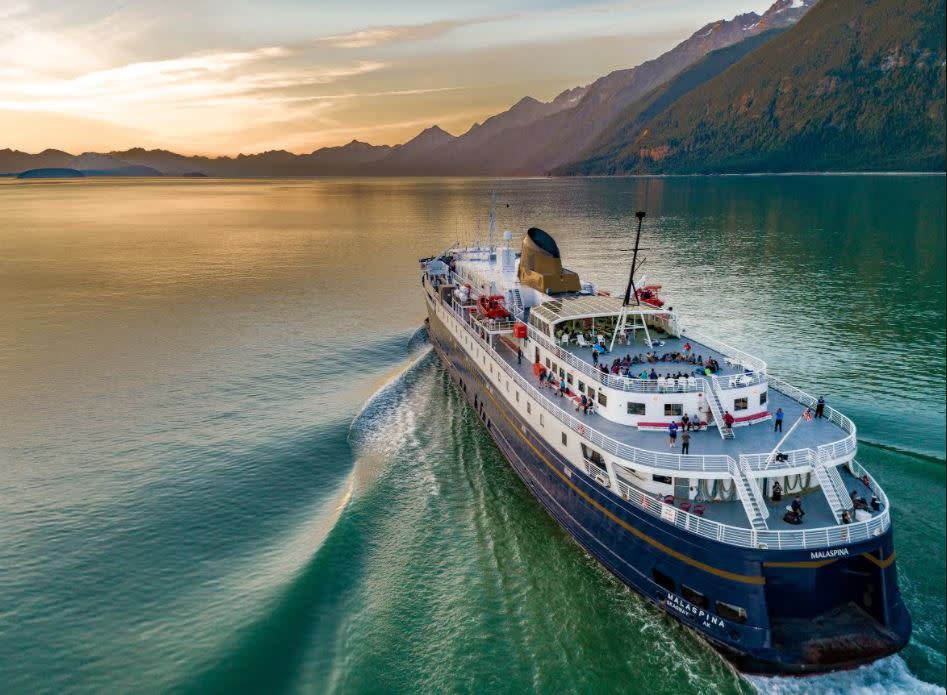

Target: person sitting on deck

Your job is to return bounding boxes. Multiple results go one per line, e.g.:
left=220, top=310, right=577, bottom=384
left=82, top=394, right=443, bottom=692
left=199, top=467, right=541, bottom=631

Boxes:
left=704, top=366, right=713, bottom=376
left=783, top=509, right=803, bottom=525
left=791, top=496, right=805, bottom=518
left=599, top=363, right=608, bottom=374
left=871, top=494, right=880, bottom=511
left=681, top=414, right=690, bottom=431
left=841, top=510, right=852, bottom=524
left=611, top=364, right=620, bottom=375
left=850, top=490, right=868, bottom=510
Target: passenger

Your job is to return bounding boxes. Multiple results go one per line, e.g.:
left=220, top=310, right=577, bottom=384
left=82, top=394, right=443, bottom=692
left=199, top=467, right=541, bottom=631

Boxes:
left=791, top=496, right=805, bottom=518
left=649, top=368, right=658, bottom=380
left=861, top=474, right=871, bottom=489
left=681, top=414, right=690, bottom=431
left=783, top=509, right=802, bottom=525
left=816, top=396, right=826, bottom=418
left=771, top=480, right=783, bottom=502
left=559, top=378, right=567, bottom=396
left=681, top=430, right=691, bottom=455
left=841, top=510, right=852, bottom=524
left=580, top=394, right=588, bottom=413
left=517, top=346, right=522, bottom=365
left=640, top=370, right=648, bottom=380
left=870, top=495, right=881, bottom=511
left=683, top=342, right=692, bottom=355
left=592, top=349, right=599, bottom=366
left=774, top=407, right=784, bottom=432
left=611, top=364, right=620, bottom=375
left=668, top=420, right=678, bottom=448
left=723, top=411, right=735, bottom=429
left=691, top=413, right=701, bottom=430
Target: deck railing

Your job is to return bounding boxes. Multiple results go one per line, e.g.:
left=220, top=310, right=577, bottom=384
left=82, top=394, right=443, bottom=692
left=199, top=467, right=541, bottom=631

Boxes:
left=679, top=327, right=768, bottom=374
left=432, top=283, right=888, bottom=550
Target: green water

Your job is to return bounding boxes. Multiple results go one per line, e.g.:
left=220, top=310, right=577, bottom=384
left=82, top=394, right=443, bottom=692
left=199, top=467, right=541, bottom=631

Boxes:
left=0, top=176, right=943, bottom=694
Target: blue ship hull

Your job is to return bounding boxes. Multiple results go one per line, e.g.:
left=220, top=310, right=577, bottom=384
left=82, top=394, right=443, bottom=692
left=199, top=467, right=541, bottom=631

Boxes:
left=424, top=306, right=911, bottom=675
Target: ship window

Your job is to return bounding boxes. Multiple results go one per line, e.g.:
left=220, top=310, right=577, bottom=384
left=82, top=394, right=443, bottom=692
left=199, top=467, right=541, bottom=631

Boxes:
left=760, top=391, right=767, bottom=406
left=545, top=357, right=551, bottom=369
left=578, top=380, right=586, bottom=393
left=559, top=367, right=565, bottom=379
left=734, top=397, right=748, bottom=411
left=527, top=402, right=531, bottom=414
left=540, top=413, right=544, bottom=427
left=561, top=432, right=568, bottom=446
left=588, top=388, right=595, bottom=402
left=664, top=403, right=683, bottom=416
left=652, top=474, right=672, bottom=484
left=581, top=444, right=605, bottom=466
left=715, top=601, right=747, bottom=624
left=682, top=585, right=708, bottom=609
left=566, top=373, right=574, bottom=385
left=627, top=402, right=646, bottom=415
left=598, top=391, right=607, bottom=406
left=515, top=391, right=519, bottom=402
left=651, top=569, right=676, bottom=593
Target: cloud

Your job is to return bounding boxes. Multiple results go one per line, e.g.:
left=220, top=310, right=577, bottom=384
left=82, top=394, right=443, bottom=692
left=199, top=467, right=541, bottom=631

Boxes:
left=313, top=17, right=502, bottom=49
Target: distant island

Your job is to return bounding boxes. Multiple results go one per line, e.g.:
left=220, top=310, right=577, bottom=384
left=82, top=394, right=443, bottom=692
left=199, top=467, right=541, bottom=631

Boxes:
left=17, top=168, right=85, bottom=179
left=2, top=0, right=943, bottom=178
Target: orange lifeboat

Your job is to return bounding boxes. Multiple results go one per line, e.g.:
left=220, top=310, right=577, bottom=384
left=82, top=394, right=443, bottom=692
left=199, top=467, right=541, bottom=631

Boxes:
left=477, top=295, right=510, bottom=319
left=636, top=284, right=664, bottom=307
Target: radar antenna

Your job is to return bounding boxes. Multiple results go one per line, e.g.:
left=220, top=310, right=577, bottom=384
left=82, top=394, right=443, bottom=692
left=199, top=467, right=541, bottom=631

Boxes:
left=610, top=210, right=654, bottom=352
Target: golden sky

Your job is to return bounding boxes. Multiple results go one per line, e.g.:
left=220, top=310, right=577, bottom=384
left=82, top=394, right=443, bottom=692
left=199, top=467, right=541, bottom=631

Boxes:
left=1, top=0, right=773, bottom=156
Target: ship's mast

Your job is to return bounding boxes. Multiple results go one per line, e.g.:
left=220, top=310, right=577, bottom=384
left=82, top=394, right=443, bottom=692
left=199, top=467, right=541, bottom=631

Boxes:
left=610, top=211, right=653, bottom=352
left=488, top=190, right=497, bottom=253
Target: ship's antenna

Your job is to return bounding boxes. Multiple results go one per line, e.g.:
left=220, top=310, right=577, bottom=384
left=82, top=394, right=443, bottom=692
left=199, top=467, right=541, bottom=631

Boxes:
left=622, top=211, right=646, bottom=307
left=611, top=210, right=653, bottom=351
left=488, top=190, right=497, bottom=252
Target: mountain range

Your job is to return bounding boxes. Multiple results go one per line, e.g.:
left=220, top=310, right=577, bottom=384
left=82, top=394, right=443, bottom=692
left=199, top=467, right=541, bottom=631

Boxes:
left=3, top=0, right=944, bottom=177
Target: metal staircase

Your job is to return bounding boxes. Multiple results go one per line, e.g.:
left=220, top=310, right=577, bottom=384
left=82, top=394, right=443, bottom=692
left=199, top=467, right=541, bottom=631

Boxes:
left=509, top=288, right=524, bottom=319
left=704, top=379, right=734, bottom=439
left=812, top=452, right=851, bottom=523
left=732, top=459, right=769, bottom=530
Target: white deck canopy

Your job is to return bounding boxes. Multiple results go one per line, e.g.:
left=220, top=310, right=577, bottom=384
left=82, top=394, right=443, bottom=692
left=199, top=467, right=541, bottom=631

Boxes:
left=531, top=295, right=670, bottom=325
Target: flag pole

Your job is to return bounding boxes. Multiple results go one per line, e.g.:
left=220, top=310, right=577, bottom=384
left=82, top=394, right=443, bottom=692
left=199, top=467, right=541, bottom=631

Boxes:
left=763, top=408, right=811, bottom=470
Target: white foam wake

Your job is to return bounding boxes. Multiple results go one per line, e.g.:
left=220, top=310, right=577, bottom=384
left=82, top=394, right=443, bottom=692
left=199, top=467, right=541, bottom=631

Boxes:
left=747, top=655, right=945, bottom=695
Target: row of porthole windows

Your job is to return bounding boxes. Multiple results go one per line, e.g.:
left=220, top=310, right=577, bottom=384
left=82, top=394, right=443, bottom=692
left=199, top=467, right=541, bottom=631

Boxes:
left=651, top=568, right=748, bottom=625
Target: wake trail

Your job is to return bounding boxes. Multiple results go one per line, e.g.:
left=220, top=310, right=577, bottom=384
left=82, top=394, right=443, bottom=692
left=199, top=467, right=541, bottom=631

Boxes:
left=746, top=655, right=945, bottom=695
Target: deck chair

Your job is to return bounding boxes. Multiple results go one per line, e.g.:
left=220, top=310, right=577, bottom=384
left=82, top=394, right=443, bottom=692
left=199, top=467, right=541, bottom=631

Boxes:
left=576, top=335, right=590, bottom=348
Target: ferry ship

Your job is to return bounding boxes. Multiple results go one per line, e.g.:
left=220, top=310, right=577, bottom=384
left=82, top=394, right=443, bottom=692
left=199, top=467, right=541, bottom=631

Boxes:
left=418, top=210, right=911, bottom=675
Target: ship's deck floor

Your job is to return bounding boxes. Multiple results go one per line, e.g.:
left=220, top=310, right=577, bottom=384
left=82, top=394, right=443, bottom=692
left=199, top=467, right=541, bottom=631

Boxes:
left=619, top=452, right=880, bottom=531
left=561, top=332, right=747, bottom=380
left=495, top=339, right=846, bottom=459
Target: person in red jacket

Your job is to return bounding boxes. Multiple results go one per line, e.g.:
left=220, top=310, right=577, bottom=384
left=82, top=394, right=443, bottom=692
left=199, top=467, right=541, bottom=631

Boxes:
left=723, top=411, right=735, bottom=429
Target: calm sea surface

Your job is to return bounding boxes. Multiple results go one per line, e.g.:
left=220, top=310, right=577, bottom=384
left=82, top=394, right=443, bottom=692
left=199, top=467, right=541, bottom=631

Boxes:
left=0, top=176, right=944, bottom=694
